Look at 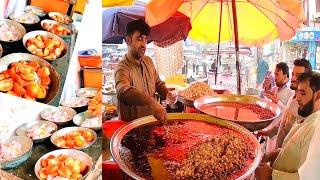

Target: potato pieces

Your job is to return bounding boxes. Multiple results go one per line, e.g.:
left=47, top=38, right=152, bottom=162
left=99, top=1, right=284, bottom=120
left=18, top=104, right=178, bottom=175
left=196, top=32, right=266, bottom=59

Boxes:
left=88, top=90, right=103, bottom=116
left=39, top=154, right=88, bottom=180
left=54, top=130, right=94, bottom=149
left=26, top=35, right=65, bottom=60
left=43, top=22, right=72, bottom=36
left=50, top=14, right=72, bottom=25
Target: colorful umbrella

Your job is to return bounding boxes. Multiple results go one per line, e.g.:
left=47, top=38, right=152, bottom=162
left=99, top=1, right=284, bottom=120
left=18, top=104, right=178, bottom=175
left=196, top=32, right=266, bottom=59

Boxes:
left=146, top=0, right=304, bottom=46
left=145, top=0, right=304, bottom=94
left=102, top=4, right=191, bottom=47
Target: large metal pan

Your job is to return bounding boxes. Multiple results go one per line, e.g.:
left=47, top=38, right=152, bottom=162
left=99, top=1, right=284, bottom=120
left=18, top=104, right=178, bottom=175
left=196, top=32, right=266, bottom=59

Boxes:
left=110, top=113, right=262, bottom=180
left=194, top=94, right=281, bottom=131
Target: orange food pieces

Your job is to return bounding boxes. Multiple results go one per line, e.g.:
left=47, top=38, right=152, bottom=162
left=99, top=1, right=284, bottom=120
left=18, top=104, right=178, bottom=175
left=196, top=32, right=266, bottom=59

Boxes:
left=51, top=14, right=72, bottom=24
left=37, top=67, right=50, bottom=77
left=54, top=130, right=94, bottom=149
left=0, top=79, right=14, bottom=92
left=13, top=82, right=26, bottom=96
left=39, top=154, right=88, bottom=180
left=26, top=35, right=65, bottom=60
left=0, top=61, right=51, bottom=101
left=43, top=22, right=72, bottom=36
left=88, top=90, right=103, bottom=116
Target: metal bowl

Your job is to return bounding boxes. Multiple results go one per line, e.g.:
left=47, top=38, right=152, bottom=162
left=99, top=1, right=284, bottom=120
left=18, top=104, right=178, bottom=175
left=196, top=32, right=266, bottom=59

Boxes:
left=24, top=5, right=46, bottom=17
left=0, top=19, right=26, bottom=42
left=76, top=88, right=99, bottom=98
left=48, top=12, right=73, bottom=25
left=40, top=19, right=73, bottom=38
left=34, top=149, right=93, bottom=180
left=15, top=120, right=58, bottom=143
left=40, top=106, right=77, bottom=125
left=177, top=90, right=194, bottom=106
left=110, top=113, right=262, bottom=180
left=23, top=30, right=68, bottom=61
left=194, top=94, right=281, bottom=131
left=0, top=53, right=60, bottom=104
left=9, top=12, right=40, bottom=25
left=60, top=97, right=90, bottom=113
left=73, top=111, right=102, bottom=131
left=50, top=126, right=97, bottom=150
left=0, top=136, right=33, bottom=169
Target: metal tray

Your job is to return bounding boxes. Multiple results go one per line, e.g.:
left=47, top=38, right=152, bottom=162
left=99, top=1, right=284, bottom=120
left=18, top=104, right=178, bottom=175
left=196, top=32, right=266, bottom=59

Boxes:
left=50, top=126, right=97, bottom=150
left=110, top=113, right=262, bottom=180
left=0, top=53, right=60, bottom=104
left=40, top=106, right=77, bottom=125
left=73, top=111, right=102, bottom=131
left=194, top=94, right=281, bottom=131
left=0, top=136, right=33, bottom=169
left=40, top=19, right=73, bottom=38
left=24, top=5, right=46, bottom=17
left=48, top=12, right=73, bottom=25
left=22, top=30, right=68, bottom=61
left=0, top=19, right=26, bottom=42
left=177, top=90, right=194, bottom=106
left=15, top=120, right=58, bottom=143
left=34, top=149, right=93, bottom=180
left=9, top=12, right=40, bottom=25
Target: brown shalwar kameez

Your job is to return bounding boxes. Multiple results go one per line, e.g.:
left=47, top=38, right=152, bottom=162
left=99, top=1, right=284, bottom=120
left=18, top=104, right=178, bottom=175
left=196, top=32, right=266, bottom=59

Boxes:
left=115, top=54, right=169, bottom=121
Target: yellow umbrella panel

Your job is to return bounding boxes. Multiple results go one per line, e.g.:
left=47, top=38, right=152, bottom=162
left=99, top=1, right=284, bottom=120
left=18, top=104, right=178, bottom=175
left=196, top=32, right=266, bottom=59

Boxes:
left=102, top=0, right=135, bottom=7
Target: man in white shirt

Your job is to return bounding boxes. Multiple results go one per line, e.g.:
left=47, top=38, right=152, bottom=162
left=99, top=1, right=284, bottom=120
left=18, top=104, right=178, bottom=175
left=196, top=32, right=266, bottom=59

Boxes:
left=255, top=71, right=320, bottom=180
left=263, top=62, right=293, bottom=109
left=275, top=59, right=312, bottom=148
left=299, top=114, right=320, bottom=180
left=260, top=62, right=293, bottom=152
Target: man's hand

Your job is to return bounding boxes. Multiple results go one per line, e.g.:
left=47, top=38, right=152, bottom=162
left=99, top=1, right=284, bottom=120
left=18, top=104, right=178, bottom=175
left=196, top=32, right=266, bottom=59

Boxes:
left=152, top=101, right=167, bottom=124
left=262, top=149, right=281, bottom=164
left=255, top=163, right=273, bottom=180
left=166, top=91, right=178, bottom=105
left=257, top=129, right=269, bottom=137
left=263, top=92, right=279, bottom=104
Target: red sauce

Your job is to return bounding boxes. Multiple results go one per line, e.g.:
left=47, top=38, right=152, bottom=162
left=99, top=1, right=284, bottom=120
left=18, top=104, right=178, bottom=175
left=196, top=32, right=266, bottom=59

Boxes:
left=200, top=102, right=275, bottom=122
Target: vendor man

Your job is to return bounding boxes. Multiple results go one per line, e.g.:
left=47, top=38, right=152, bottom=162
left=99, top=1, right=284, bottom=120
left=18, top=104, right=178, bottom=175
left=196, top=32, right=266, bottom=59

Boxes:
left=115, top=20, right=177, bottom=122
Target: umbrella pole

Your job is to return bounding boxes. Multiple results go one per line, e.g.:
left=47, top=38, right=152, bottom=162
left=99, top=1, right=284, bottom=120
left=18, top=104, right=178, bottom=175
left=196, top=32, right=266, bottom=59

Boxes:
left=215, top=0, right=223, bottom=85
left=231, top=0, right=241, bottom=94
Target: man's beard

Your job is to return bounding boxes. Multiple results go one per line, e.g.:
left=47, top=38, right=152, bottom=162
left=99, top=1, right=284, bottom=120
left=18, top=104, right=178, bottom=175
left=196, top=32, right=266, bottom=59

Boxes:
left=298, top=98, right=314, bottom=117
left=290, top=82, right=297, bottom=90
left=276, top=81, right=285, bottom=88
left=133, top=51, right=141, bottom=59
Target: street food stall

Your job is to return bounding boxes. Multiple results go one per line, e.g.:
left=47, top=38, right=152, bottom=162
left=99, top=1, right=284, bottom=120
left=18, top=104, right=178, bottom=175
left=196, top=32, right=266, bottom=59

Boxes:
left=0, top=1, right=103, bottom=179
left=102, top=0, right=305, bottom=179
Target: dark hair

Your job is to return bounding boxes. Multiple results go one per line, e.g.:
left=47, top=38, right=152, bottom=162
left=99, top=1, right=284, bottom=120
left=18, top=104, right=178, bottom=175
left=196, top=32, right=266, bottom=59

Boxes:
left=297, top=71, right=320, bottom=92
left=276, top=62, right=289, bottom=78
left=126, top=20, right=150, bottom=37
left=293, top=58, right=312, bottom=73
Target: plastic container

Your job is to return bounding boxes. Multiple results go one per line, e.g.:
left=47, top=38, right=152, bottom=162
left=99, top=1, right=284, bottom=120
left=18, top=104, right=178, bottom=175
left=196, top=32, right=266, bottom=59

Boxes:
left=82, top=67, right=102, bottom=88
left=78, top=56, right=102, bottom=68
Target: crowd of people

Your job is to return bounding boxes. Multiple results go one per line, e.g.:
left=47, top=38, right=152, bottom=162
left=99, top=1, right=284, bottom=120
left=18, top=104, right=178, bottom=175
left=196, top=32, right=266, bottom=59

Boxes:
left=256, top=59, right=320, bottom=179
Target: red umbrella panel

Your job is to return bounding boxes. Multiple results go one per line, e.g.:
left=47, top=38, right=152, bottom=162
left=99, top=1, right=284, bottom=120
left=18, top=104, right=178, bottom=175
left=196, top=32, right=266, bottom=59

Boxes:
left=102, top=5, right=191, bottom=47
